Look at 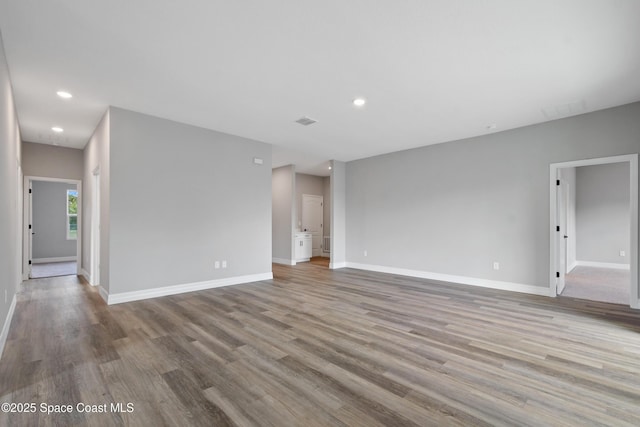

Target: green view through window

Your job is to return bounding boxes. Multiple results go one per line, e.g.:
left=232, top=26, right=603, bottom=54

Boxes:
left=67, top=189, right=78, bottom=239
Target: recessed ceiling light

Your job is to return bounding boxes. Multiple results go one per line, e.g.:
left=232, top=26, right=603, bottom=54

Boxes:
left=51, top=126, right=64, bottom=133
left=353, top=98, right=366, bottom=107
left=328, top=166, right=332, bottom=170
left=56, top=91, right=72, bottom=99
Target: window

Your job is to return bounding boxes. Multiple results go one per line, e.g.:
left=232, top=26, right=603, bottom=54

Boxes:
left=67, top=189, right=78, bottom=240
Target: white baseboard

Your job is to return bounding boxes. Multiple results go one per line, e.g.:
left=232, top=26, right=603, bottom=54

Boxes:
left=32, top=256, right=76, bottom=264
left=345, top=262, right=550, bottom=297
left=80, top=268, right=93, bottom=285
left=575, top=260, right=630, bottom=270
left=557, top=280, right=566, bottom=295
left=103, top=272, right=273, bottom=305
left=0, top=293, right=17, bottom=360
left=98, top=286, right=109, bottom=304
left=567, top=260, right=578, bottom=273
left=272, top=257, right=296, bottom=266
left=330, top=262, right=346, bottom=269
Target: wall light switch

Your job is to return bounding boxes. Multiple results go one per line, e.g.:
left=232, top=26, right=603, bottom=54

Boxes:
left=222, top=260, right=227, bottom=268
left=620, top=250, right=626, bottom=257
left=215, top=261, right=220, bottom=269
left=493, top=262, right=500, bottom=270
left=364, top=250, right=367, bottom=257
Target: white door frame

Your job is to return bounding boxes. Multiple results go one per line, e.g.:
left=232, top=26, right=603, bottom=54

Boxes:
left=90, top=168, right=100, bottom=286
left=16, top=162, right=23, bottom=287
left=549, top=154, right=638, bottom=308
left=22, top=179, right=32, bottom=280
left=23, top=176, right=83, bottom=279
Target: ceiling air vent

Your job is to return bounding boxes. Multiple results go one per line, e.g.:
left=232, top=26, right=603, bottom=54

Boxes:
left=541, top=100, right=587, bottom=119
left=295, top=116, right=318, bottom=126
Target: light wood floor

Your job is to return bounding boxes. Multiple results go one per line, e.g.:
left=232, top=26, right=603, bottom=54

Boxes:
left=1, top=263, right=640, bottom=426
left=309, top=256, right=330, bottom=268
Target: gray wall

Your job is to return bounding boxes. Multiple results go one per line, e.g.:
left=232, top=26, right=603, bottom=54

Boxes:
left=576, top=162, right=630, bottom=265
left=295, top=173, right=324, bottom=231
left=108, top=107, right=272, bottom=294
left=83, top=110, right=110, bottom=289
left=22, top=142, right=84, bottom=180
left=32, top=181, right=77, bottom=259
left=346, top=102, right=640, bottom=289
left=272, top=166, right=295, bottom=262
left=0, top=29, right=22, bottom=354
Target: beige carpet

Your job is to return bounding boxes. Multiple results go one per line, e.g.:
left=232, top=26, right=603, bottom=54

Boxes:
left=560, top=265, right=630, bottom=305
left=31, top=261, right=77, bottom=279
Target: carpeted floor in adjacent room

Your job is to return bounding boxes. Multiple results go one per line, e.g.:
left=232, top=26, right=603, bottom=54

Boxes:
left=561, top=265, right=630, bottom=305
left=30, top=261, right=77, bottom=279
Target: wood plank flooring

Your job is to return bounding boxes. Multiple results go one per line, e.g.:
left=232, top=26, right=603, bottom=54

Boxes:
left=1, top=263, right=640, bottom=426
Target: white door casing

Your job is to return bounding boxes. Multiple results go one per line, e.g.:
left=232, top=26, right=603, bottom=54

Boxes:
left=549, top=154, right=638, bottom=308
left=23, top=176, right=83, bottom=279
left=91, top=168, right=100, bottom=286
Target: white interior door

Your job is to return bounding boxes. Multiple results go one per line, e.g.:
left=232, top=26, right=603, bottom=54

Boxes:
left=557, top=178, right=568, bottom=293
left=27, top=179, right=33, bottom=279
left=302, top=194, right=323, bottom=257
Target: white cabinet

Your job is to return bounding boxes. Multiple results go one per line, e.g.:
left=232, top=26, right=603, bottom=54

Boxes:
left=295, top=233, right=312, bottom=262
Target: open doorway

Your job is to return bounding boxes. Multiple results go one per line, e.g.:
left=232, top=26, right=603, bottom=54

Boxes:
left=297, top=173, right=330, bottom=268
left=271, top=166, right=331, bottom=268
left=550, top=155, right=638, bottom=307
left=23, top=176, right=82, bottom=279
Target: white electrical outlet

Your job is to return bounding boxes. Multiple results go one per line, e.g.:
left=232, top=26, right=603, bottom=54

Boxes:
left=215, top=261, right=220, bottom=269
left=493, top=262, right=500, bottom=270
left=620, top=250, right=626, bottom=257
left=222, top=260, right=227, bottom=268
left=364, top=250, right=368, bottom=257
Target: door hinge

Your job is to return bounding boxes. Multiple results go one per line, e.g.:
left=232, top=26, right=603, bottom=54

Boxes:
left=29, top=224, right=32, bottom=229
left=29, top=188, right=32, bottom=194
left=556, top=226, right=560, bottom=232
left=556, top=272, right=560, bottom=278
left=556, top=179, right=560, bottom=186
left=29, top=260, right=32, bottom=265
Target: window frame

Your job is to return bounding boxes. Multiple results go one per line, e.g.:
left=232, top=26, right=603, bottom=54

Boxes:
left=66, top=188, right=78, bottom=240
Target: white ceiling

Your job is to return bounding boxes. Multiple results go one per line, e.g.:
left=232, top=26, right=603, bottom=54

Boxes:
left=1, top=1, right=639, bottom=176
